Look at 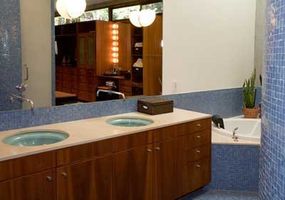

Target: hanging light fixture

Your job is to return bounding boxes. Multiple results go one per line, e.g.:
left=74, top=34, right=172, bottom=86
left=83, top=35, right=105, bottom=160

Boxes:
left=56, top=0, right=87, bottom=19
left=129, top=9, right=156, bottom=28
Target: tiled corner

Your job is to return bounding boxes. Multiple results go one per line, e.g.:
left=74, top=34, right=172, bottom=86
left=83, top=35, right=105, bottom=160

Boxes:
left=259, top=0, right=285, bottom=199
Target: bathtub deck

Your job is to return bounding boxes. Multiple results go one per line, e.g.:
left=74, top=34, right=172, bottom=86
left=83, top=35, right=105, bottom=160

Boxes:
left=212, top=130, right=260, bottom=145
left=180, top=189, right=258, bottom=200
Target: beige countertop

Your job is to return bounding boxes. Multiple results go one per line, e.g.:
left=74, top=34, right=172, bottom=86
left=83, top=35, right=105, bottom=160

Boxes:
left=0, top=108, right=211, bottom=162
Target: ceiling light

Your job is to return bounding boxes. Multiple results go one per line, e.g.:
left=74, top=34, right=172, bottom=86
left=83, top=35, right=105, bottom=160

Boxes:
left=56, top=0, right=87, bottom=19
left=129, top=10, right=156, bottom=28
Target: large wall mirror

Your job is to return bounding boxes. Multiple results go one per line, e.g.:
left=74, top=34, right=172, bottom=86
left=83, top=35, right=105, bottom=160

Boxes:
left=2, top=0, right=163, bottom=111
left=0, top=0, right=265, bottom=112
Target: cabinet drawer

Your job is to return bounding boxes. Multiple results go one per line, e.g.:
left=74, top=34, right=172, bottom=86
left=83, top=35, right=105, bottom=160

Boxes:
left=57, top=143, right=93, bottom=166
left=189, top=119, right=211, bottom=133
left=152, top=125, right=177, bottom=142
left=57, top=139, right=113, bottom=166
left=177, top=119, right=211, bottom=136
left=112, top=131, right=152, bottom=152
left=187, top=129, right=211, bottom=147
left=187, top=145, right=211, bottom=162
left=12, top=152, right=56, bottom=178
left=187, top=158, right=211, bottom=190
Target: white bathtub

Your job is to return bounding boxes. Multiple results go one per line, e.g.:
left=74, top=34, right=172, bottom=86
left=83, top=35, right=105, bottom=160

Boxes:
left=212, top=118, right=261, bottom=142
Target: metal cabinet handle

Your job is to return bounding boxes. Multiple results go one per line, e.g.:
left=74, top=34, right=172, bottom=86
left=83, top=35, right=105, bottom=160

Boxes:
left=196, top=164, right=201, bottom=168
left=46, top=176, right=53, bottom=182
left=196, top=149, right=201, bottom=153
left=147, top=149, right=152, bottom=152
left=196, top=135, right=201, bottom=139
left=196, top=123, right=201, bottom=127
left=155, top=147, right=161, bottom=151
left=61, top=172, right=68, bottom=177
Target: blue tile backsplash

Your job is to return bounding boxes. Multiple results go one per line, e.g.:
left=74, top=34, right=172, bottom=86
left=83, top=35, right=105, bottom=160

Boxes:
left=0, top=88, right=261, bottom=131
left=259, top=0, right=285, bottom=199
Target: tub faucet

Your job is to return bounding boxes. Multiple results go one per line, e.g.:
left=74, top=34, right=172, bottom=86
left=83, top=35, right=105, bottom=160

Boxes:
left=96, top=89, right=126, bottom=100
left=232, top=127, right=239, bottom=142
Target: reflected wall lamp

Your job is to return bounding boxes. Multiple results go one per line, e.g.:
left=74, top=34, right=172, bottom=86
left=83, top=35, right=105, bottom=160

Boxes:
left=56, top=0, right=87, bottom=19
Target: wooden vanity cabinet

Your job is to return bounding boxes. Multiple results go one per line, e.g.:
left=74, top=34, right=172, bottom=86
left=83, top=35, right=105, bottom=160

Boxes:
left=0, top=118, right=211, bottom=200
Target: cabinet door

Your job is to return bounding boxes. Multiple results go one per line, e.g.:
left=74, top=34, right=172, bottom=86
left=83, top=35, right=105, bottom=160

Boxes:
left=57, top=156, right=112, bottom=200
left=113, top=144, right=153, bottom=200
left=154, top=140, right=177, bottom=200
left=0, top=181, right=13, bottom=200
left=13, top=170, right=55, bottom=200
left=57, top=160, right=95, bottom=200
left=93, top=156, right=112, bottom=200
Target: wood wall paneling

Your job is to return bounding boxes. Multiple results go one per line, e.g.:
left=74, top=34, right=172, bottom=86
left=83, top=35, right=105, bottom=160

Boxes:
left=118, top=22, right=132, bottom=71
left=143, top=16, right=163, bottom=96
left=96, top=21, right=113, bottom=75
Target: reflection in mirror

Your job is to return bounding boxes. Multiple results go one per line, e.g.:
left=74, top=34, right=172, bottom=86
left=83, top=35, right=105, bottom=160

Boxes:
left=0, top=0, right=265, bottom=112
left=7, top=0, right=163, bottom=111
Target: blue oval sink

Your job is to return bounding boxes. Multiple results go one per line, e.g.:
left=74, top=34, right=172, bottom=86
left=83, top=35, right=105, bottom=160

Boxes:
left=3, top=130, right=69, bottom=147
left=107, top=117, right=154, bottom=127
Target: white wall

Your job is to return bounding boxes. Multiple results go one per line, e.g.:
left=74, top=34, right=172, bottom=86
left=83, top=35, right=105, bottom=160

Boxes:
left=20, top=0, right=52, bottom=108
left=163, top=0, right=256, bottom=94
left=255, top=0, right=266, bottom=85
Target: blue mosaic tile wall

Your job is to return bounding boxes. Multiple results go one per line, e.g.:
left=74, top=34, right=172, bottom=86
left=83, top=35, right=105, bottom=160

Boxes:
left=259, top=0, right=285, bottom=199
left=0, top=0, right=22, bottom=111
left=210, top=144, right=259, bottom=192
left=0, top=88, right=259, bottom=131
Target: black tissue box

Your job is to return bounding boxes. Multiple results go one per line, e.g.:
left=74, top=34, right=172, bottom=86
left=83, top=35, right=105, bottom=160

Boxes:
left=137, top=98, right=174, bottom=115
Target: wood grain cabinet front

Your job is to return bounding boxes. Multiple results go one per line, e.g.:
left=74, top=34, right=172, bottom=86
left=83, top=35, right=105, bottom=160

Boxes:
left=176, top=120, right=212, bottom=198
left=0, top=118, right=211, bottom=200
left=13, top=170, right=55, bottom=200
left=0, top=180, right=12, bottom=200
left=113, top=144, right=153, bottom=200
left=57, top=156, right=112, bottom=200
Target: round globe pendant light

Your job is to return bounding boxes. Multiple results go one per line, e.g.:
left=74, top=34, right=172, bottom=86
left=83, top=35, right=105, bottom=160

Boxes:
left=129, top=9, right=156, bottom=28
left=56, top=0, right=87, bottom=19
left=129, top=11, right=142, bottom=28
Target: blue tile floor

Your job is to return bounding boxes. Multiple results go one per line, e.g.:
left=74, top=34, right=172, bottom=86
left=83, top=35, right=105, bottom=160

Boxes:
left=180, top=189, right=258, bottom=200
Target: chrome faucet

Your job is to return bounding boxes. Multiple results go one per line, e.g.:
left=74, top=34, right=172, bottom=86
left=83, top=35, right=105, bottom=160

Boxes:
left=10, top=94, right=34, bottom=112
left=232, top=127, right=239, bottom=142
left=96, top=89, right=126, bottom=100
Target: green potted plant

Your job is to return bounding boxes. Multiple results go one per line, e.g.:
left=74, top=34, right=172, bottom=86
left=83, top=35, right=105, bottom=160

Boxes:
left=242, top=69, right=260, bottom=118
